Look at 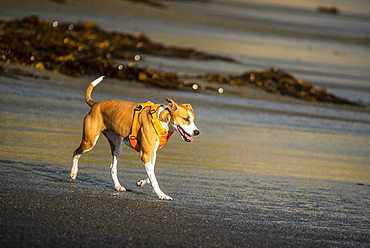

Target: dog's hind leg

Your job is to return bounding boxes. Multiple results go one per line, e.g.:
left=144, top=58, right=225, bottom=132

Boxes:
left=103, top=129, right=126, bottom=191
left=70, top=114, right=101, bottom=180
left=70, top=134, right=100, bottom=179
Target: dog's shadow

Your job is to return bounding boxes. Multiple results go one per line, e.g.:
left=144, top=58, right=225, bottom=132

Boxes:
left=0, top=159, right=157, bottom=199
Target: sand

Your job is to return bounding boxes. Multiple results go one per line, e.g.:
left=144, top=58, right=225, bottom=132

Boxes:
left=1, top=0, right=370, bottom=247
left=1, top=63, right=369, bottom=247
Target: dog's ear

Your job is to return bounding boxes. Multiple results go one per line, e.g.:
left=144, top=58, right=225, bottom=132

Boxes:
left=166, top=99, right=178, bottom=111
left=183, top=104, right=194, bottom=115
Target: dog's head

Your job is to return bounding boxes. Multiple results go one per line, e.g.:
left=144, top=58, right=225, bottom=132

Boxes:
left=166, top=99, right=200, bottom=142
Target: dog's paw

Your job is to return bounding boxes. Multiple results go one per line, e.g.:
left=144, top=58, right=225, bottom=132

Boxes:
left=136, top=178, right=150, bottom=187
left=159, top=194, right=173, bottom=201
left=115, top=185, right=127, bottom=192
left=69, top=172, right=77, bottom=180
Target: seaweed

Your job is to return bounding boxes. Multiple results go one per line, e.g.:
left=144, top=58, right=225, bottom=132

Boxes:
left=197, top=68, right=361, bottom=105
left=317, top=5, right=339, bottom=14
left=126, top=0, right=210, bottom=9
left=0, top=16, right=361, bottom=106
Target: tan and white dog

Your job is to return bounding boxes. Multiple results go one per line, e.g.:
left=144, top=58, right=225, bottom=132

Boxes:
left=70, top=76, right=200, bottom=200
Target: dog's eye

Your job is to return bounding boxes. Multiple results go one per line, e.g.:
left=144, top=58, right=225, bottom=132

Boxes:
left=183, top=118, right=189, bottom=122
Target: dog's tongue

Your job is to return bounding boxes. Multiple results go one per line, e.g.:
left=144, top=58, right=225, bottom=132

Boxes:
left=186, top=134, right=194, bottom=142
left=182, top=129, right=193, bottom=142
left=178, top=126, right=194, bottom=142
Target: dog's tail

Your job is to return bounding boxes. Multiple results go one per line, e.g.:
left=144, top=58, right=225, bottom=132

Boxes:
left=85, top=76, right=105, bottom=107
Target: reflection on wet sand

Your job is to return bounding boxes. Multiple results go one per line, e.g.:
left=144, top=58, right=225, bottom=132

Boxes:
left=1, top=73, right=369, bottom=246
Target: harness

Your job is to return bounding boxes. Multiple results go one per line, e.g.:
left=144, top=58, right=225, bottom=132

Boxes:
left=129, top=102, right=174, bottom=152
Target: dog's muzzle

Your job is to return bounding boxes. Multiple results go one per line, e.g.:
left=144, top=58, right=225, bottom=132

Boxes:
left=177, top=126, right=200, bottom=142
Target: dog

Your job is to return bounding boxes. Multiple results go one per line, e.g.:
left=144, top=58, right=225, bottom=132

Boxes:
left=70, top=76, right=200, bottom=200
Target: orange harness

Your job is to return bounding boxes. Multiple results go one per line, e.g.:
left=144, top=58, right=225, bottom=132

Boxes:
left=129, top=102, right=174, bottom=152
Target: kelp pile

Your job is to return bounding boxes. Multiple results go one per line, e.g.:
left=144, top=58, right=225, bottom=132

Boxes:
left=199, top=68, right=360, bottom=105
left=317, top=5, right=339, bottom=14
left=127, top=0, right=209, bottom=9
left=0, top=16, right=361, bottom=106
left=127, top=0, right=166, bottom=9
left=0, top=16, right=233, bottom=71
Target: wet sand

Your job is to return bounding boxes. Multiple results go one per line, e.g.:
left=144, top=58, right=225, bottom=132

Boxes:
left=1, top=0, right=370, bottom=247
left=0, top=178, right=348, bottom=248
left=1, top=63, right=369, bottom=247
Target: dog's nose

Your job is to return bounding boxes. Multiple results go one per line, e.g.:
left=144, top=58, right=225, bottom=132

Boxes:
left=193, top=130, right=200, bottom=136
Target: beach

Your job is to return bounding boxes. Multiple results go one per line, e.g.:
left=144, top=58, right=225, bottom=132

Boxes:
left=1, top=0, right=370, bottom=247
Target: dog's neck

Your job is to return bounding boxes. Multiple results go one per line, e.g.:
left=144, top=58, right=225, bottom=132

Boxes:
left=158, top=106, right=176, bottom=132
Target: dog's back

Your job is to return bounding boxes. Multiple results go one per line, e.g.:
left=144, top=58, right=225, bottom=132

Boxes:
left=88, top=99, right=138, bottom=137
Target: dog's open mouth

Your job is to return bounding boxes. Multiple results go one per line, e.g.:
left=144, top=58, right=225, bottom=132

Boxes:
left=177, top=126, right=194, bottom=142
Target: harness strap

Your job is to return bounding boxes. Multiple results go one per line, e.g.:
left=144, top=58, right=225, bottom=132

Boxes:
left=129, top=102, right=174, bottom=152
left=149, top=106, right=174, bottom=150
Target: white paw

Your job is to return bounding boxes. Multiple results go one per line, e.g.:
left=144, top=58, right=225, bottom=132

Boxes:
left=136, top=180, right=144, bottom=187
left=136, top=178, right=150, bottom=187
left=115, top=185, right=126, bottom=192
left=158, top=194, right=173, bottom=201
left=70, top=172, right=77, bottom=180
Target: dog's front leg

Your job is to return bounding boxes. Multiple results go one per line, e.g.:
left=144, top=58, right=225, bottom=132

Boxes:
left=141, top=151, right=173, bottom=200
left=70, top=153, right=81, bottom=179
